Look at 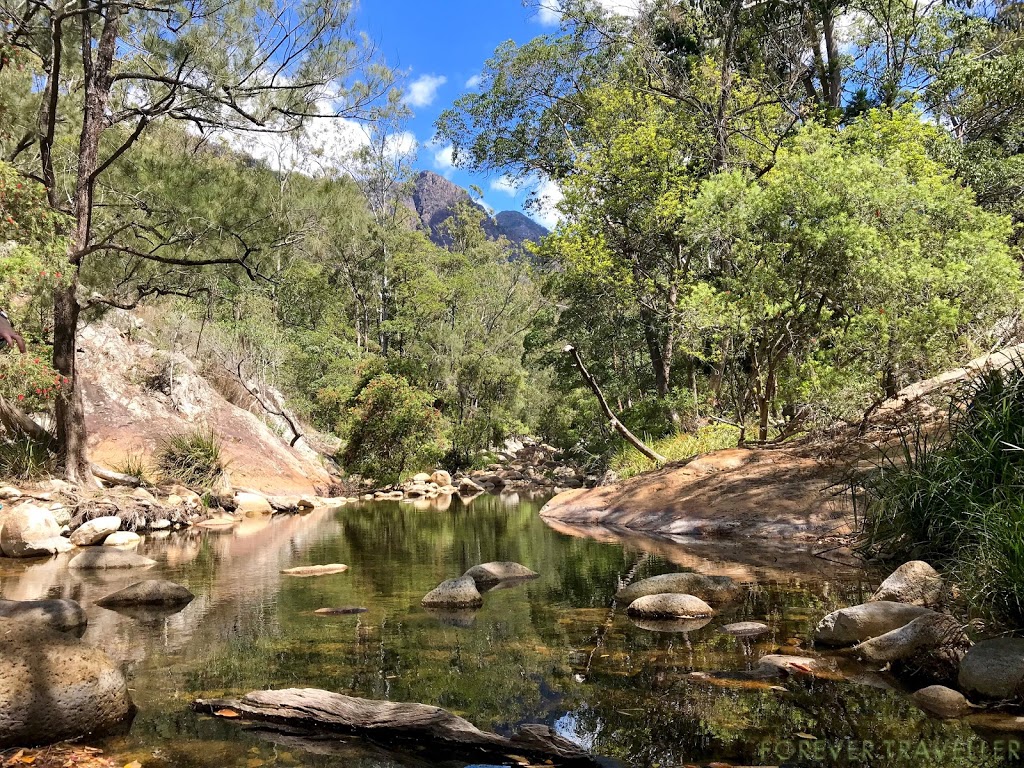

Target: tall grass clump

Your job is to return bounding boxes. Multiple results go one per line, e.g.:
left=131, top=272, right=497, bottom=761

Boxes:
left=156, top=426, right=226, bottom=489
left=609, top=422, right=740, bottom=479
left=0, top=437, right=54, bottom=481
left=860, top=357, right=1024, bottom=621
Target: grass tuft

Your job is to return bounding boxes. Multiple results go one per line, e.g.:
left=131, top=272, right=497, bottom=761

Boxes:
left=609, top=422, right=741, bottom=479
left=0, top=437, right=54, bottom=482
left=112, top=451, right=153, bottom=485
left=156, top=426, right=227, bottom=490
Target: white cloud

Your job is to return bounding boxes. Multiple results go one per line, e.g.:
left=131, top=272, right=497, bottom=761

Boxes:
left=597, top=0, right=641, bottom=15
left=535, top=0, right=639, bottom=25
left=533, top=178, right=564, bottom=229
left=465, top=74, right=482, bottom=89
left=433, top=145, right=456, bottom=177
left=490, top=175, right=522, bottom=196
left=405, top=74, right=447, bottom=108
left=385, top=130, right=418, bottom=158
left=536, top=2, right=562, bottom=25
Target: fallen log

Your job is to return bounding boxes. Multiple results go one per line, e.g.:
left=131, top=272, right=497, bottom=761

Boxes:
left=91, top=464, right=146, bottom=488
left=192, top=688, right=601, bottom=766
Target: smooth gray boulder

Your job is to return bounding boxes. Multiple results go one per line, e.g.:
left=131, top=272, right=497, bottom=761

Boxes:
left=463, top=562, right=538, bottom=585
left=0, top=599, right=87, bottom=636
left=97, top=580, right=194, bottom=608
left=871, top=561, right=945, bottom=607
left=814, top=601, right=934, bottom=646
left=852, top=613, right=969, bottom=682
left=68, top=549, right=156, bottom=570
left=0, top=619, right=134, bottom=747
left=69, top=516, right=121, bottom=546
left=616, top=573, right=739, bottom=606
left=626, top=593, right=714, bottom=619
left=911, top=685, right=974, bottom=719
left=721, top=621, right=770, bottom=638
left=958, top=638, right=1024, bottom=700
left=421, top=575, right=483, bottom=608
left=0, top=503, right=71, bottom=558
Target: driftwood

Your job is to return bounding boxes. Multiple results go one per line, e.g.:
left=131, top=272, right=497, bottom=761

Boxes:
left=563, top=345, right=667, bottom=464
left=91, top=464, right=145, bottom=487
left=192, top=688, right=600, bottom=766
left=0, top=394, right=53, bottom=444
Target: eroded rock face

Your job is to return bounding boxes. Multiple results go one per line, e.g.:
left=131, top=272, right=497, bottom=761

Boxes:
left=814, top=602, right=934, bottom=646
left=463, top=562, right=538, bottom=585
left=911, top=685, right=974, bottom=719
left=958, top=638, right=1024, bottom=700
left=0, top=619, right=134, bottom=747
left=421, top=575, right=483, bottom=608
left=69, top=516, right=121, bottom=546
left=626, top=593, right=714, bottom=619
left=68, top=549, right=156, bottom=570
left=0, top=503, right=71, bottom=558
left=96, top=580, right=194, bottom=608
left=0, top=599, right=87, bottom=636
left=871, top=561, right=945, bottom=607
left=616, top=573, right=739, bottom=606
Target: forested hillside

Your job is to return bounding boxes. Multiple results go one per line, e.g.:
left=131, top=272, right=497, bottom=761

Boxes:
left=0, top=0, right=1023, bottom=487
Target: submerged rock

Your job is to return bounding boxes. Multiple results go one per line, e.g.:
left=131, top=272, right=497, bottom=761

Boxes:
left=97, top=580, right=194, bottom=607
left=421, top=575, right=483, bottom=608
left=0, top=619, right=134, bottom=747
left=814, top=601, right=934, bottom=646
left=280, top=564, right=349, bottom=577
left=755, top=654, right=837, bottom=679
left=314, top=607, right=368, bottom=616
left=958, top=638, right=1024, bottom=700
left=68, top=549, right=156, bottom=570
left=911, top=685, right=975, bottom=719
left=853, top=613, right=969, bottom=683
left=69, top=516, right=121, bottom=546
left=463, top=561, right=539, bottom=585
left=721, top=621, right=771, bottom=638
left=616, top=573, right=739, bottom=606
left=626, top=593, right=714, bottom=619
left=0, top=599, right=87, bottom=636
left=630, top=616, right=713, bottom=633
left=871, top=561, right=945, bottom=607
left=0, top=503, right=71, bottom=558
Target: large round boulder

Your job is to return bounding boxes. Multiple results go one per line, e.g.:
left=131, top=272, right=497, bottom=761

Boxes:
left=616, top=573, right=739, bottom=606
left=0, top=599, right=87, bottom=636
left=430, top=470, right=452, bottom=487
left=97, top=580, right=194, bottom=608
left=626, top=593, right=714, bottom=619
left=421, top=575, right=483, bottom=608
left=958, top=638, right=1024, bottom=700
left=234, top=492, right=273, bottom=516
left=870, top=561, right=945, bottom=607
left=68, top=549, right=156, bottom=570
left=0, top=503, right=72, bottom=558
left=463, top=562, right=538, bottom=586
left=0, top=619, right=134, bottom=747
left=852, top=612, right=969, bottom=682
left=69, top=516, right=121, bottom=547
left=102, top=531, right=142, bottom=549
left=814, top=601, right=934, bottom=646
left=911, top=685, right=974, bottom=719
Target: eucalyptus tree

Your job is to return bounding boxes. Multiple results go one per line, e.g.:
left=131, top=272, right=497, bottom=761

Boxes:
left=0, top=0, right=392, bottom=481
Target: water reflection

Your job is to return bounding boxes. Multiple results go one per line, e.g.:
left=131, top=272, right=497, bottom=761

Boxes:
left=0, top=496, right=1014, bottom=767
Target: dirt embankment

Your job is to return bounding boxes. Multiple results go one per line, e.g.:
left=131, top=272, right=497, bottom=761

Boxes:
left=78, top=320, right=331, bottom=495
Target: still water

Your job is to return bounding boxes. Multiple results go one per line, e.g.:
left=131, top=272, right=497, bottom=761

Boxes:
left=0, top=495, right=1015, bottom=767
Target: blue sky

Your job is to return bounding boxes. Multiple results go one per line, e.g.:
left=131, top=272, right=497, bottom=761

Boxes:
left=353, top=0, right=561, bottom=225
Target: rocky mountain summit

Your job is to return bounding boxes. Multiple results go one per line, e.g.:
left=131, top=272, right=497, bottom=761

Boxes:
left=408, top=171, right=548, bottom=248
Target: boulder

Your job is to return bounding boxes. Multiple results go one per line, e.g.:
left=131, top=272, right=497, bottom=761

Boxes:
left=457, top=477, right=485, bottom=495
left=626, top=593, right=714, bottom=619
left=430, top=470, right=452, bottom=487
left=412, top=472, right=432, bottom=484
left=68, top=549, right=156, bottom=570
left=70, top=516, right=121, bottom=546
left=149, top=519, right=172, bottom=530
left=0, top=619, right=134, bottom=747
left=234, top=491, right=273, bottom=515
left=421, top=575, right=483, bottom=608
left=97, top=580, right=194, bottom=607
left=102, top=531, right=142, bottom=549
left=463, top=562, right=539, bottom=585
left=871, top=561, right=945, bottom=607
left=0, top=503, right=71, bottom=558
left=814, top=601, right=934, bottom=646
left=852, top=612, right=969, bottom=682
left=616, top=573, right=739, bottom=606
left=0, top=599, right=87, bottom=636
left=958, top=638, right=1024, bottom=700
left=131, top=487, right=158, bottom=505
left=720, top=621, right=770, bottom=638
left=911, top=685, right=974, bottom=719
left=755, top=654, right=836, bottom=679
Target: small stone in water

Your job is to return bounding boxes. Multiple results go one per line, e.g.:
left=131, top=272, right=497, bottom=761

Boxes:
left=720, top=621, right=770, bottom=638
left=314, top=607, right=368, bottom=615
left=281, top=564, right=348, bottom=577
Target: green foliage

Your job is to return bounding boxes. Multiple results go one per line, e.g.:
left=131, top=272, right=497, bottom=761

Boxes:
left=0, top=354, right=65, bottom=412
left=156, top=427, right=227, bottom=490
left=610, top=422, right=741, bottom=479
left=0, top=436, right=54, bottom=481
left=860, top=358, right=1024, bottom=621
left=339, top=374, right=446, bottom=483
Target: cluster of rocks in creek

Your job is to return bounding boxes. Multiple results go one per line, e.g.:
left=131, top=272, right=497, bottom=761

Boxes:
left=369, top=439, right=594, bottom=502
left=421, top=561, right=540, bottom=615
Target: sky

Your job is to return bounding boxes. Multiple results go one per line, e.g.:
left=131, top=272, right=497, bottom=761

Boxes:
left=352, top=0, right=567, bottom=227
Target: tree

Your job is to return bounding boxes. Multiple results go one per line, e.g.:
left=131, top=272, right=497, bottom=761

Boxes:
left=0, top=0, right=391, bottom=481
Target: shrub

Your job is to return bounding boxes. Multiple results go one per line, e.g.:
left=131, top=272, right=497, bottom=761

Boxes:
left=339, top=374, right=446, bottom=484
left=156, top=426, right=226, bottom=489
left=0, top=437, right=53, bottom=481
left=859, top=357, right=1024, bottom=621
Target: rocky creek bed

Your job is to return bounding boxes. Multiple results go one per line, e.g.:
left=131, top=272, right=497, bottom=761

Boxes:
left=2, top=494, right=1024, bottom=767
